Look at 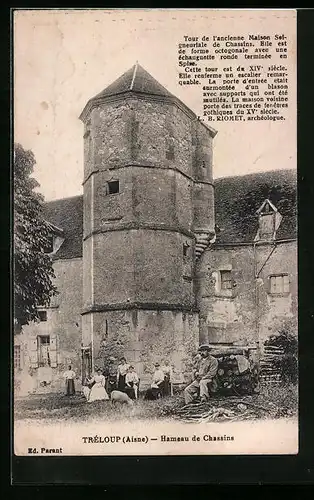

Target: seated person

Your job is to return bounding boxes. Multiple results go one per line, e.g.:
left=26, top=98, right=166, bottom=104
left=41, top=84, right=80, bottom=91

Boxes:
left=161, top=360, right=173, bottom=397
left=144, top=363, right=165, bottom=400
left=184, top=345, right=219, bottom=404
left=125, top=365, right=139, bottom=400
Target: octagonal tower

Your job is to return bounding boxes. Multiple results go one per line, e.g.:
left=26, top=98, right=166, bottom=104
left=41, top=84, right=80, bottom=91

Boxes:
left=80, top=63, right=217, bottom=383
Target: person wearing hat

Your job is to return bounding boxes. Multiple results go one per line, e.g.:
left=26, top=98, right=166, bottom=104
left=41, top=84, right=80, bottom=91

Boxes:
left=184, top=345, right=219, bottom=404
left=144, top=362, right=165, bottom=400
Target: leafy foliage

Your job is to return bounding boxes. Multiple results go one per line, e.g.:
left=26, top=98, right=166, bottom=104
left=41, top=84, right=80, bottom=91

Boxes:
left=14, top=143, right=58, bottom=331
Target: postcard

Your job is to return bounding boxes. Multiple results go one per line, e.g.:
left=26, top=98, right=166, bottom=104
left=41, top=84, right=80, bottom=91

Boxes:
left=13, top=8, right=297, bottom=459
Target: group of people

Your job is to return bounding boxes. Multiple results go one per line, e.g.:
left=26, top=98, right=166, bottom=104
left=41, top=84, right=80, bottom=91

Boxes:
left=63, top=344, right=242, bottom=405
left=68, top=357, right=174, bottom=403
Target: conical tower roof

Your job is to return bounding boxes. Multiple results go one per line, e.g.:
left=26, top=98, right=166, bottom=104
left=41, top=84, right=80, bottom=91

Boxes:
left=79, top=63, right=217, bottom=137
left=93, top=63, right=174, bottom=100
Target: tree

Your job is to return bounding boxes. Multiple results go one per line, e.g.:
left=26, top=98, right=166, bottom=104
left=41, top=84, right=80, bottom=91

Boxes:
left=14, top=143, right=58, bottom=332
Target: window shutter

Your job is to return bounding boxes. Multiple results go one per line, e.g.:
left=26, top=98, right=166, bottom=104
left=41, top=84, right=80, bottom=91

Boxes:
left=269, top=276, right=275, bottom=294
left=50, top=334, right=58, bottom=368
left=29, top=337, right=38, bottom=368
left=231, top=269, right=242, bottom=297
left=283, top=275, right=290, bottom=293
left=212, top=271, right=219, bottom=293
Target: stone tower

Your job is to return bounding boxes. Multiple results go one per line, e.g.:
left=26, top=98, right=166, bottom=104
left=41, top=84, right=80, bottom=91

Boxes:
left=79, top=64, right=217, bottom=383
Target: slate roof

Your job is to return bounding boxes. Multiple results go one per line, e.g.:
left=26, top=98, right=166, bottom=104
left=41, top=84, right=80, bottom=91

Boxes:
left=43, top=195, right=83, bottom=259
left=43, top=169, right=297, bottom=259
left=93, top=63, right=174, bottom=100
left=214, top=169, right=297, bottom=245
left=79, top=63, right=217, bottom=137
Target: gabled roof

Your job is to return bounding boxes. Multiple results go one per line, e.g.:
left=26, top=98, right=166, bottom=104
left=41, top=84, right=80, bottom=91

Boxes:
left=43, top=195, right=83, bottom=259
left=214, top=169, right=297, bottom=245
left=256, top=198, right=278, bottom=214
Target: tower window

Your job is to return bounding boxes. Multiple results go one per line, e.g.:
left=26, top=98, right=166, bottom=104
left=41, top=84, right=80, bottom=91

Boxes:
left=166, top=143, right=175, bottom=160
left=183, top=242, right=190, bottom=257
left=108, top=180, right=120, bottom=195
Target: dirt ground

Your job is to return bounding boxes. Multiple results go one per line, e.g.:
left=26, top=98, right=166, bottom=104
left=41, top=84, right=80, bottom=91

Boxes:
left=14, top=383, right=298, bottom=423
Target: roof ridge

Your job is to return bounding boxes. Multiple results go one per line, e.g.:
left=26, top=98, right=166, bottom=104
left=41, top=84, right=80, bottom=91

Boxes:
left=214, top=168, right=296, bottom=181
left=44, top=194, right=83, bottom=204
left=130, top=62, right=138, bottom=91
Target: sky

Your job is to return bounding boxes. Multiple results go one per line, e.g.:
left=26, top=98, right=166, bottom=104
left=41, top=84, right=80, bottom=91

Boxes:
left=14, top=9, right=297, bottom=201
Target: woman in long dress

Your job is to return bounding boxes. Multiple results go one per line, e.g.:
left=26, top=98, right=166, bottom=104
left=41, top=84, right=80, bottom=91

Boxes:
left=63, top=365, right=76, bottom=396
left=117, top=357, right=129, bottom=392
left=87, top=369, right=109, bottom=403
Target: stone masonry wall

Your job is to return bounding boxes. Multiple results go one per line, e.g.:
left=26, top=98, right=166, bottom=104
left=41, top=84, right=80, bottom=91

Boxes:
left=90, top=309, right=199, bottom=387
left=198, top=241, right=297, bottom=346
left=15, top=258, right=83, bottom=393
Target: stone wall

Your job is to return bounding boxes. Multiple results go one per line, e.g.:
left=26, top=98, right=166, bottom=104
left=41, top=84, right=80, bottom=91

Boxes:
left=15, top=258, right=83, bottom=394
left=197, top=241, right=297, bottom=347
left=88, top=308, right=199, bottom=387
left=81, top=91, right=216, bottom=381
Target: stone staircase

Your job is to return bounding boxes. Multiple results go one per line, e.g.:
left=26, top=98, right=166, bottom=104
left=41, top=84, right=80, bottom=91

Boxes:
left=195, top=231, right=216, bottom=260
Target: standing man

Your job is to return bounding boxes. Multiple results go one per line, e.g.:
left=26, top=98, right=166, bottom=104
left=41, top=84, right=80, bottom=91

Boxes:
left=184, top=345, right=218, bottom=404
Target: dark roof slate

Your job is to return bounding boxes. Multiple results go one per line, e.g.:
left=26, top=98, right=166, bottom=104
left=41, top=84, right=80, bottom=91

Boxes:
left=80, top=64, right=217, bottom=137
left=43, top=195, right=83, bottom=259
left=214, top=169, right=297, bottom=244
left=93, top=63, right=174, bottom=100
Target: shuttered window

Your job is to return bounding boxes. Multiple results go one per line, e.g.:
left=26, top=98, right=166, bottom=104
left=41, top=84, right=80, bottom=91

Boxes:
left=14, top=345, right=21, bottom=370
left=38, top=335, right=51, bottom=367
left=269, top=274, right=290, bottom=294
left=220, top=270, right=232, bottom=290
